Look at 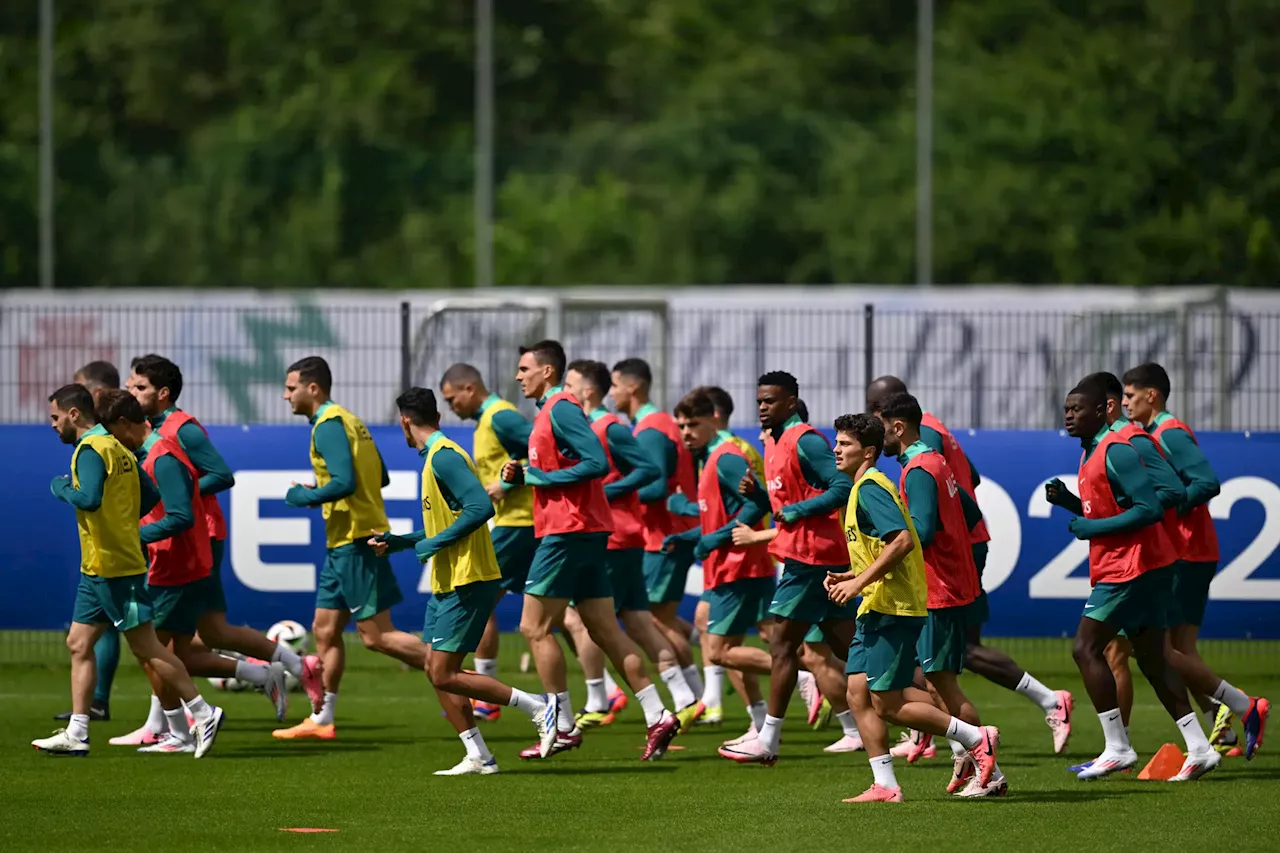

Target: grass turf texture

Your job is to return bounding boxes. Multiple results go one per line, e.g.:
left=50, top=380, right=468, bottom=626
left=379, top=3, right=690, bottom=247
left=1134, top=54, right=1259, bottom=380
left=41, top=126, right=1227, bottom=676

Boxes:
left=1, top=636, right=1277, bottom=853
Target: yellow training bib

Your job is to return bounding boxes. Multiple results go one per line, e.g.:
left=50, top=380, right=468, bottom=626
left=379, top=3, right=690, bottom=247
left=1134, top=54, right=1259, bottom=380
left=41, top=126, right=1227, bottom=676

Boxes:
left=474, top=399, right=533, bottom=528
left=73, top=430, right=147, bottom=578
left=310, top=403, right=390, bottom=549
left=422, top=436, right=501, bottom=594
left=845, top=468, right=928, bottom=618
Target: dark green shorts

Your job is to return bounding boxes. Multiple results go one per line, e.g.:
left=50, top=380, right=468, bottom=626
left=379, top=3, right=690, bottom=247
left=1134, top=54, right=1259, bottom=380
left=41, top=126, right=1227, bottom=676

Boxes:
left=316, top=541, right=404, bottom=621
left=150, top=576, right=218, bottom=637
left=492, top=525, right=538, bottom=594
left=707, top=576, right=776, bottom=637
left=526, top=533, right=612, bottom=601
left=917, top=605, right=968, bottom=674
left=1083, top=564, right=1174, bottom=635
left=1169, top=561, right=1217, bottom=628
left=206, top=537, right=228, bottom=613
left=847, top=611, right=926, bottom=691
left=607, top=548, right=650, bottom=614
left=770, top=559, right=858, bottom=626
left=72, top=573, right=153, bottom=632
left=644, top=543, right=695, bottom=604
left=424, top=579, right=502, bottom=654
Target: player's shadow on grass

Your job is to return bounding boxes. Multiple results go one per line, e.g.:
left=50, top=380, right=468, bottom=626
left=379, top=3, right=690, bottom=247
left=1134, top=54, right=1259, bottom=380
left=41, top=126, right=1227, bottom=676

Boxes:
left=530, top=765, right=679, bottom=775
left=996, top=788, right=1167, bottom=803
left=211, top=744, right=383, bottom=758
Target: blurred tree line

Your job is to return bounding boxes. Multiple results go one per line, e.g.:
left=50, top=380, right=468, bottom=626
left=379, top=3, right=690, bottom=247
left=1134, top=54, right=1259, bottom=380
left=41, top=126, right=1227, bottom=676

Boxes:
left=1, top=0, right=1277, bottom=288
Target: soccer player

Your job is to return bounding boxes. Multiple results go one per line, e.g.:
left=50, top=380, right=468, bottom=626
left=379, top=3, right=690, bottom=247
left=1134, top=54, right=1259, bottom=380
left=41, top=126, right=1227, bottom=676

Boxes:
left=97, top=390, right=287, bottom=753
left=112, top=354, right=323, bottom=746
left=610, top=358, right=705, bottom=701
left=825, top=413, right=1000, bottom=801
left=274, top=356, right=428, bottom=740
left=719, top=371, right=854, bottom=764
left=501, top=340, right=680, bottom=760
left=1057, top=379, right=1219, bottom=780
left=866, top=375, right=1073, bottom=754
left=34, top=384, right=223, bottom=758
left=370, top=388, right=558, bottom=773
left=1122, top=362, right=1268, bottom=759
left=439, top=363, right=537, bottom=722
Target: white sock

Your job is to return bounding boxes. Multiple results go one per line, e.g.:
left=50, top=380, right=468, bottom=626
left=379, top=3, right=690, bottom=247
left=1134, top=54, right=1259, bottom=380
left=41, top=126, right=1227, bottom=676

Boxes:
left=507, top=687, right=545, bottom=718
left=584, top=678, right=609, bottom=713
left=234, top=660, right=270, bottom=687
left=945, top=717, right=983, bottom=750
left=635, top=684, right=667, bottom=727
left=660, top=666, right=697, bottom=711
left=702, top=665, right=724, bottom=708
left=681, top=665, right=704, bottom=699
left=758, top=714, right=783, bottom=752
left=474, top=657, right=498, bottom=678
left=1177, top=712, right=1212, bottom=754
left=272, top=643, right=304, bottom=678
left=144, top=694, right=166, bottom=734
left=748, top=701, right=767, bottom=731
left=164, top=707, right=192, bottom=742
left=556, top=691, right=574, bottom=731
left=311, top=691, right=337, bottom=726
left=67, top=713, right=90, bottom=741
left=1212, top=680, right=1251, bottom=716
left=1098, top=709, right=1129, bottom=752
left=869, top=753, right=898, bottom=789
left=836, top=710, right=860, bottom=739
left=602, top=670, right=619, bottom=694
left=949, top=738, right=966, bottom=757
left=460, top=727, right=493, bottom=763
left=1015, top=671, right=1060, bottom=713
left=185, top=695, right=213, bottom=724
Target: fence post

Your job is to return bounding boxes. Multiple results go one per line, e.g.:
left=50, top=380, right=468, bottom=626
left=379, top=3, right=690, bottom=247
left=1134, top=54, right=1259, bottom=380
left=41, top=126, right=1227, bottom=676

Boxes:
left=399, top=301, right=411, bottom=392
left=863, top=303, right=875, bottom=392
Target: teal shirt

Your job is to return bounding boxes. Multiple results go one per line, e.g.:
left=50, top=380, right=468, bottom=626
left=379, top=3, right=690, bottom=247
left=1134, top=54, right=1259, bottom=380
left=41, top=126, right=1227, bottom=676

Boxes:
left=137, top=432, right=196, bottom=545
left=286, top=401, right=390, bottom=508
left=1069, top=424, right=1165, bottom=538
left=631, top=402, right=680, bottom=504
left=897, top=441, right=981, bottom=547
left=51, top=424, right=160, bottom=517
left=589, top=408, right=660, bottom=500
left=384, top=431, right=495, bottom=562
left=150, top=407, right=235, bottom=498
left=670, top=432, right=767, bottom=555
left=768, top=414, right=852, bottom=521
left=526, top=387, right=609, bottom=487
left=855, top=478, right=909, bottom=539
left=1110, top=417, right=1186, bottom=512
left=1150, top=412, right=1221, bottom=513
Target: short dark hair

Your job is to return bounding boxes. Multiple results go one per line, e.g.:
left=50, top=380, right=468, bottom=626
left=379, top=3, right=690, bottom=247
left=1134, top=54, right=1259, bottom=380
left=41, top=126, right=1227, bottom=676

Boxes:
left=796, top=398, right=809, bottom=424
left=757, top=370, right=799, bottom=398
left=97, top=388, right=147, bottom=425
left=396, top=387, right=441, bottom=427
left=288, top=356, right=333, bottom=394
left=1122, top=362, right=1171, bottom=401
left=1068, top=381, right=1107, bottom=409
left=75, top=361, right=119, bottom=391
left=697, top=386, right=734, bottom=421
left=612, top=358, right=652, bottom=387
left=674, top=390, right=717, bottom=420
left=48, top=383, right=95, bottom=418
left=440, top=363, right=484, bottom=389
left=519, top=340, right=567, bottom=381
left=1080, top=371, right=1123, bottom=402
left=130, top=353, right=184, bottom=404
left=876, top=391, right=923, bottom=428
left=566, top=359, right=611, bottom=397
left=834, top=412, right=885, bottom=455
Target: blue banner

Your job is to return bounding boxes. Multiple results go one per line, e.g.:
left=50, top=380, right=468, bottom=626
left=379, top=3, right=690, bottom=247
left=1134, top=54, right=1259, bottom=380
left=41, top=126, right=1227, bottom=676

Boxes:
left=5, top=425, right=1278, bottom=638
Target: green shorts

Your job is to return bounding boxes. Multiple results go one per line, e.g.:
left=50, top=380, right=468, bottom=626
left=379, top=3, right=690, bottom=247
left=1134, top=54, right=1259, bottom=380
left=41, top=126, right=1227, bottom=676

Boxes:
left=707, top=576, right=776, bottom=637
left=644, top=543, right=695, bottom=604
left=72, top=573, right=153, bottom=632
left=770, top=559, right=858, bottom=626
left=206, top=537, right=228, bottom=613
left=150, top=576, right=218, bottom=637
left=424, top=579, right=502, bottom=654
left=847, top=611, right=926, bottom=691
left=917, top=605, right=968, bottom=674
left=316, top=541, right=404, bottom=621
left=525, top=533, right=612, bottom=601
left=1169, top=561, right=1217, bottom=628
left=607, top=548, right=650, bottom=614
left=1083, top=564, right=1174, bottom=635
left=492, top=525, right=538, bottom=594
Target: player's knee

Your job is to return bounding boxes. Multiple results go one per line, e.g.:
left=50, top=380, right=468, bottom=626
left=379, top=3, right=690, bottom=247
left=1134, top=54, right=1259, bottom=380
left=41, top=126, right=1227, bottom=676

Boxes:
left=520, top=618, right=550, bottom=643
left=426, top=656, right=454, bottom=688
left=1072, top=635, right=1102, bottom=667
left=66, top=631, right=92, bottom=657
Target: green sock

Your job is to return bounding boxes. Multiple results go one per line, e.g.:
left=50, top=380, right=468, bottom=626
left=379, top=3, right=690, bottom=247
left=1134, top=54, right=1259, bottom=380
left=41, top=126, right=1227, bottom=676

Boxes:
left=92, top=628, right=121, bottom=707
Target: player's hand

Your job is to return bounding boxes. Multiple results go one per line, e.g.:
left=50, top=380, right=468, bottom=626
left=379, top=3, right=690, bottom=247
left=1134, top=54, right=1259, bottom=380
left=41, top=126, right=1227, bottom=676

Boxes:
left=284, top=483, right=311, bottom=507
left=828, top=578, right=862, bottom=605
left=738, top=472, right=757, bottom=495
left=1067, top=516, right=1092, bottom=540
left=660, top=534, right=679, bottom=554
left=731, top=521, right=758, bottom=546
left=501, top=461, right=524, bottom=485
left=1044, top=478, right=1066, bottom=505
left=484, top=480, right=506, bottom=503
left=824, top=570, right=855, bottom=590
left=778, top=504, right=800, bottom=523
left=49, top=475, right=70, bottom=500
left=693, top=537, right=713, bottom=562
left=367, top=529, right=391, bottom=557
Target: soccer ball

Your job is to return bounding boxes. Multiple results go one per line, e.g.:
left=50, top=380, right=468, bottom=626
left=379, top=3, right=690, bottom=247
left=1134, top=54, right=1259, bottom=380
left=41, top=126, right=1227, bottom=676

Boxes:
left=207, top=651, right=250, bottom=691
left=267, top=619, right=311, bottom=693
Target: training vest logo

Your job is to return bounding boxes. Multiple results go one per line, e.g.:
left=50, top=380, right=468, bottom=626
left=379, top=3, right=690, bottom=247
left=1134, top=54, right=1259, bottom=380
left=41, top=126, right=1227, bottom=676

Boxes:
left=698, top=498, right=708, bottom=512
left=767, top=476, right=783, bottom=492
left=1083, top=500, right=1092, bottom=514
left=529, top=448, right=539, bottom=464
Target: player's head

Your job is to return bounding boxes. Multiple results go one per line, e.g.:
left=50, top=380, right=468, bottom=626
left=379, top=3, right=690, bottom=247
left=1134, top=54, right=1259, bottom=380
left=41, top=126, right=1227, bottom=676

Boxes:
left=516, top=339, right=566, bottom=400
left=1080, top=371, right=1124, bottom=424
left=439, top=363, right=488, bottom=419
left=1064, top=380, right=1107, bottom=439
left=1121, top=362, right=1170, bottom=425
left=691, top=385, right=734, bottom=430
left=48, top=383, right=95, bottom=444
left=284, top=356, right=332, bottom=417
left=96, top=388, right=150, bottom=452
left=610, top=358, right=652, bottom=413
left=396, top=387, right=441, bottom=447
left=564, top=359, right=610, bottom=412
left=73, top=361, right=120, bottom=406
left=128, top=353, right=183, bottom=417
left=674, top=390, right=719, bottom=453
left=756, top=370, right=799, bottom=430
left=833, top=412, right=885, bottom=476
left=875, top=391, right=923, bottom=456
left=866, top=375, right=909, bottom=414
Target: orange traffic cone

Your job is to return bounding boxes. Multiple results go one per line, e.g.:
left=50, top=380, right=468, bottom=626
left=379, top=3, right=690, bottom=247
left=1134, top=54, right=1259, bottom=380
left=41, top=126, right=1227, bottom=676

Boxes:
left=1137, top=743, right=1185, bottom=780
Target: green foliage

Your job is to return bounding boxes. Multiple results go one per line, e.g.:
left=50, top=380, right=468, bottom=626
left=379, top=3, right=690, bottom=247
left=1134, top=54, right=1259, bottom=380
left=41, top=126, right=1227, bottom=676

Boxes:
left=0, top=0, right=1277, bottom=287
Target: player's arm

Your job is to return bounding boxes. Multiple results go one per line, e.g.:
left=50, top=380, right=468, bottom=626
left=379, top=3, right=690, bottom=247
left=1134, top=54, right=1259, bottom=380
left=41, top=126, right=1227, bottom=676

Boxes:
left=603, top=422, right=660, bottom=500
left=1129, top=434, right=1187, bottom=512
left=175, top=422, right=236, bottom=496
left=666, top=490, right=700, bottom=517
left=286, top=419, right=355, bottom=506
left=139, top=455, right=196, bottom=544
left=1158, top=427, right=1221, bottom=513
left=413, top=448, right=495, bottom=562
left=526, top=400, right=609, bottom=486
left=635, top=429, right=675, bottom=503
left=779, top=431, right=852, bottom=521
left=488, top=409, right=532, bottom=492
left=901, top=467, right=941, bottom=546
left=1045, top=478, right=1084, bottom=515
left=51, top=447, right=106, bottom=511
left=828, top=483, right=911, bottom=598
left=1068, top=444, right=1163, bottom=539
left=958, top=486, right=983, bottom=532
left=696, top=454, right=767, bottom=556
